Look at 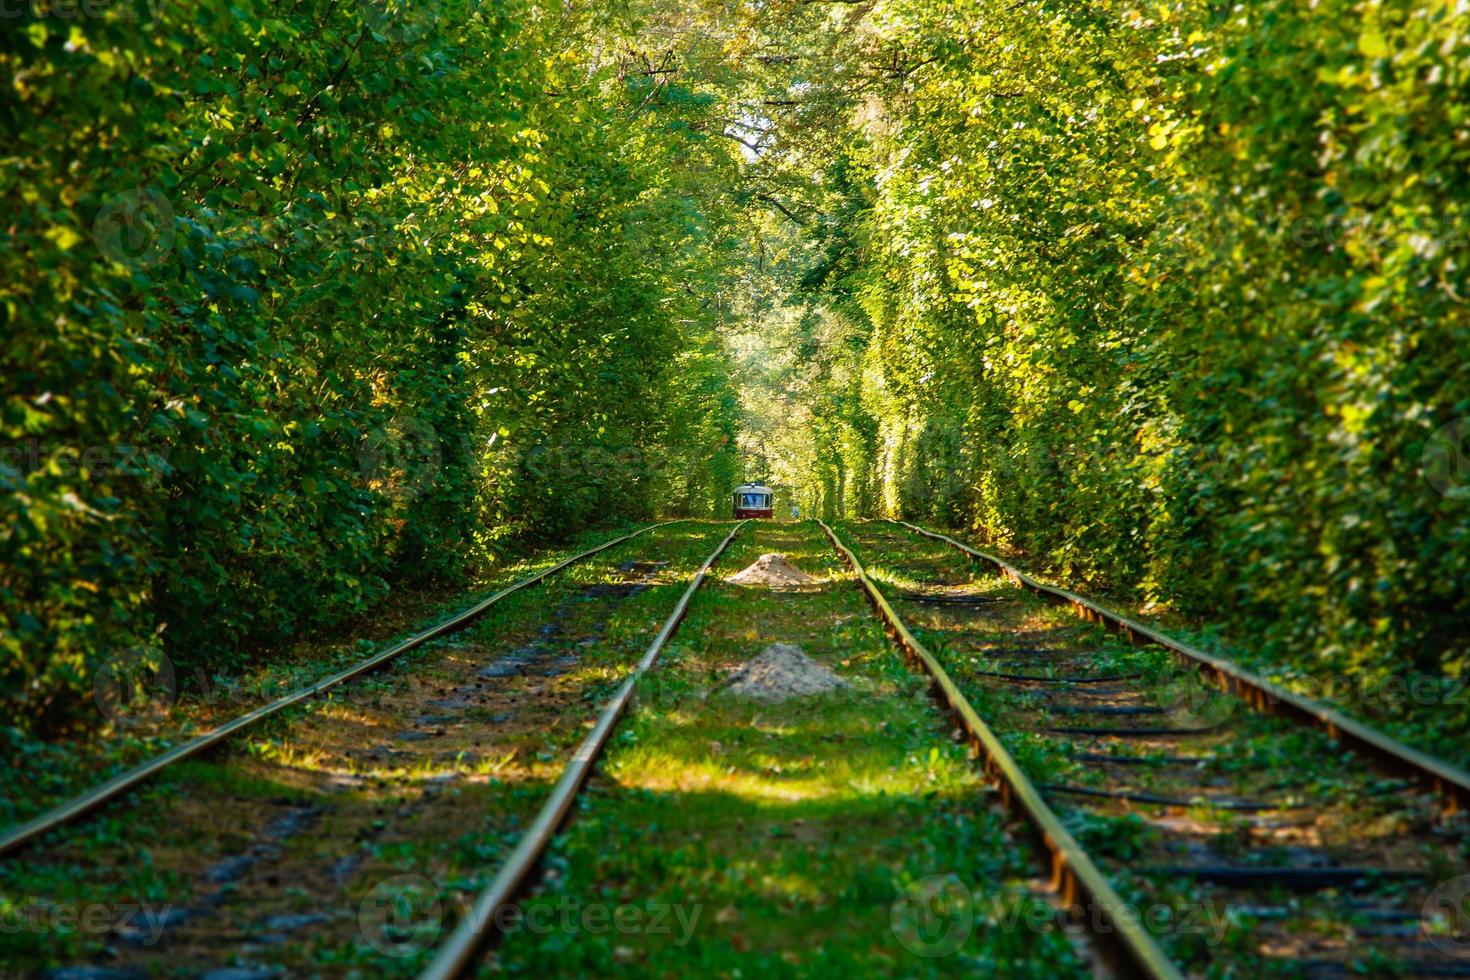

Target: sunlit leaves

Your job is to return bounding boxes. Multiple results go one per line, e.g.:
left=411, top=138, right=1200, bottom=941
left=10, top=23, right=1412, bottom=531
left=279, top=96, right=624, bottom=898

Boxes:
left=1, top=0, right=745, bottom=730
left=748, top=0, right=1470, bottom=750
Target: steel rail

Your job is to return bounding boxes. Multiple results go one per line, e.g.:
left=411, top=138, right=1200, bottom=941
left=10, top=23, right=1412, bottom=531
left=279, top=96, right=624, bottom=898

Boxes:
left=418, top=520, right=748, bottom=980
left=817, top=520, right=1183, bottom=980
left=0, top=521, right=686, bottom=860
left=890, top=520, right=1470, bottom=814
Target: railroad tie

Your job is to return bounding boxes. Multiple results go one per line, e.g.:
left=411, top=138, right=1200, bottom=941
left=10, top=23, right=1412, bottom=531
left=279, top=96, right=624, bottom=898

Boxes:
left=1044, top=783, right=1280, bottom=811
left=1142, top=866, right=1429, bottom=891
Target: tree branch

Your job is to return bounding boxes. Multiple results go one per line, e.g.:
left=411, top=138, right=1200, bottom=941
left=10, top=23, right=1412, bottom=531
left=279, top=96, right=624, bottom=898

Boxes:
left=757, top=194, right=809, bottom=225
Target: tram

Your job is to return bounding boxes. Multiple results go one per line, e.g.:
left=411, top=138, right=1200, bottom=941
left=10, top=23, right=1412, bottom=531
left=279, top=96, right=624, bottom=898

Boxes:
left=732, top=483, right=774, bottom=519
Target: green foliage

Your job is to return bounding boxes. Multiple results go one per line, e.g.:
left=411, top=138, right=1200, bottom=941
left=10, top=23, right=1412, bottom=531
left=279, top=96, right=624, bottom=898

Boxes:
left=5, top=0, right=1466, bottom=740
left=0, top=0, right=744, bottom=729
left=752, top=0, right=1470, bottom=720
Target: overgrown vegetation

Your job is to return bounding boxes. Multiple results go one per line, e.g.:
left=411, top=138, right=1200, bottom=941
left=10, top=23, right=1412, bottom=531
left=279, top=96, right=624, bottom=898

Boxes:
left=3, top=1, right=744, bottom=728
left=5, top=0, right=1466, bottom=759
left=498, top=523, right=1086, bottom=976
left=717, top=0, right=1470, bottom=714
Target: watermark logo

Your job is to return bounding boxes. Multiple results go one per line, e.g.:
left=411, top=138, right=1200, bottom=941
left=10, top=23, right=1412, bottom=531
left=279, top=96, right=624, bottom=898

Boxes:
left=359, top=415, right=441, bottom=502
left=359, top=873, right=443, bottom=958
left=1423, top=875, right=1470, bottom=959
left=890, top=873, right=973, bottom=958
left=1153, top=188, right=1264, bottom=275
left=1423, top=418, right=1470, bottom=501
left=93, top=646, right=177, bottom=728
left=93, top=188, right=175, bottom=269
left=1152, top=660, right=1235, bottom=729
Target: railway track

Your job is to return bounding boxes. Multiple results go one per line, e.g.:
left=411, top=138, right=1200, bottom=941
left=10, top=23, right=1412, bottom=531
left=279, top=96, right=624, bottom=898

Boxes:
left=0, top=521, right=683, bottom=862
left=894, top=520, right=1470, bottom=814
left=418, top=520, right=746, bottom=978
left=834, top=519, right=1470, bottom=978
left=0, top=521, right=742, bottom=977
left=482, top=519, right=1098, bottom=978
left=818, top=519, right=1180, bottom=979
left=8, top=517, right=1465, bottom=977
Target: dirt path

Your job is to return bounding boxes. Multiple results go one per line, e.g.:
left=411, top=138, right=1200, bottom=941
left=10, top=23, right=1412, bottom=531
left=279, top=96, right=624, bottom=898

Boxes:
left=3, top=523, right=732, bottom=979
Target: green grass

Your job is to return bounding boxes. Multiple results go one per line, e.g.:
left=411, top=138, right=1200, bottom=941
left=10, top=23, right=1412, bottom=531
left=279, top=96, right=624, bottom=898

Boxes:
left=0, top=522, right=742, bottom=976
left=835, top=520, right=1470, bottom=979
left=0, top=521, right=688, bottom=837
left=492, top=521, right=1086, bottom=977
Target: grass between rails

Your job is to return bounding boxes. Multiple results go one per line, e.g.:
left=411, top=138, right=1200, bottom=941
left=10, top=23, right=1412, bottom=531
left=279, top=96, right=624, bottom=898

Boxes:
left=492, top=520, right=1087, bottom=978
left=0, top=520, right=683, bottom=837
left=837, top=521, right=1470, bottom=978
left=892, top=522, right=1470, bottom=771
left=0, top=521, right=736, bottom=976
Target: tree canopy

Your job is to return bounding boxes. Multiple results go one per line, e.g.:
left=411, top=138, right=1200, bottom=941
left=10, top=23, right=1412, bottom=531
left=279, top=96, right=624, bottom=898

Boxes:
left=4, top=0, right=1467, bottom=749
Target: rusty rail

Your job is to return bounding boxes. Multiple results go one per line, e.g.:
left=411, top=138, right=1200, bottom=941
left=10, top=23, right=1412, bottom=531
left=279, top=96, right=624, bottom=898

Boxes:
left=418, top=520, right=748, bottom=980
left=890, top=520, right=1470, bottom=814
left=818, top=520, right=1183, bottom=980
left=0, top=521, right=686, bottom=860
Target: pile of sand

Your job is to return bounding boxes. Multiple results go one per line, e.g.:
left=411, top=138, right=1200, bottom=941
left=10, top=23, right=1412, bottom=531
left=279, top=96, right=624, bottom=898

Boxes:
left=727, top=553, right=817, bottom=588
left=725, top=643, right=847, bottom=704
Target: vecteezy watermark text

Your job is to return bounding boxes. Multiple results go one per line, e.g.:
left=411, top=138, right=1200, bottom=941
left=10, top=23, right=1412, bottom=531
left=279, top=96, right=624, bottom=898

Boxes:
left=0, top=899, right=174, bottom=947
left=0, top=0, right=163, bottom=24
left=357, top=874, right=702, bottom=958
left=0, top=439, right=172, bottom=482
left=890, top=874, right=1232, bottom=958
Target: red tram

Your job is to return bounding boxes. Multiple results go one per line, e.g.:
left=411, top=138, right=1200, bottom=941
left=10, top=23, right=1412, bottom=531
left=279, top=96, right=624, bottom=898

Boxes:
left=732, top=483, right=774, bottom=519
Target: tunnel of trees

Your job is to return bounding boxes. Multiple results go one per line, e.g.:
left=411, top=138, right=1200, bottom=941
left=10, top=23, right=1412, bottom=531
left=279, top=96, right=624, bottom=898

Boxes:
left=4, top=0, right=1467, bottom=757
